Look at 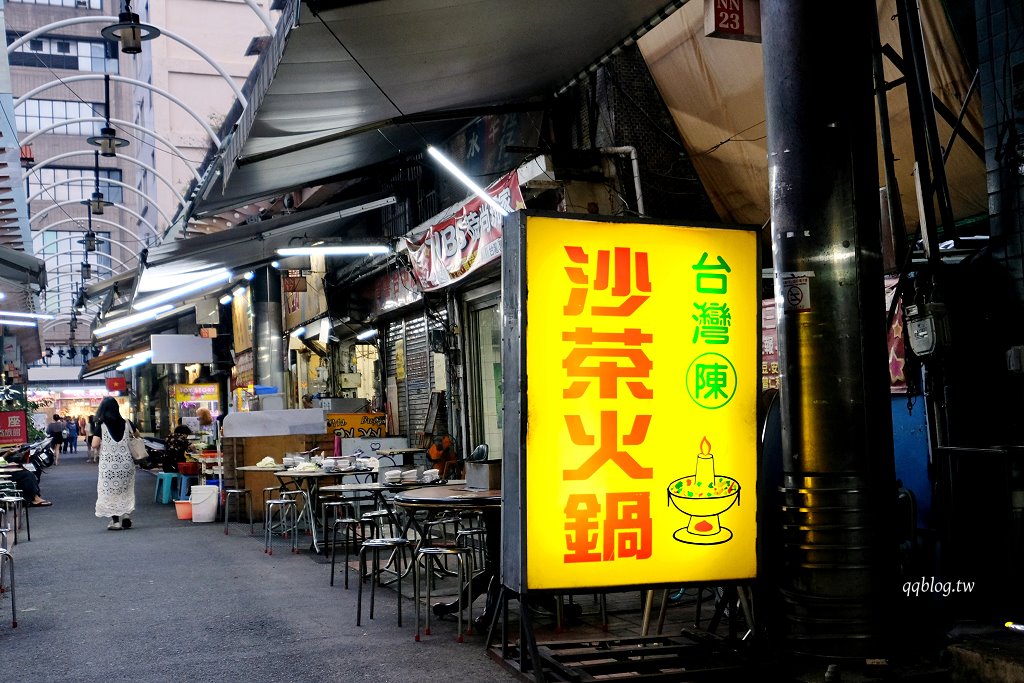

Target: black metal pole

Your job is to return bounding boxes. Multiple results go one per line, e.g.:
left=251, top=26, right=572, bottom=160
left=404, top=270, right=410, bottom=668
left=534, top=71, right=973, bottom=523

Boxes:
left=762, top=0, right=897, bottom=658
left=895, top=0, right=956, bottom=249
left=871, top=10, right=908, bottom=272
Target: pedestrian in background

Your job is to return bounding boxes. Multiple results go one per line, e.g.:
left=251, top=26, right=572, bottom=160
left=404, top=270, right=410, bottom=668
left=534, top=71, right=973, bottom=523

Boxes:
left=61, top=414, right=72, bottom=455
left=45, top=414, right=65, bottom=465
left=86, top=417, right=98, bottom=464
left=66, top=416, right=79, bottom=453
left=92, top=397, right=137, bottom=531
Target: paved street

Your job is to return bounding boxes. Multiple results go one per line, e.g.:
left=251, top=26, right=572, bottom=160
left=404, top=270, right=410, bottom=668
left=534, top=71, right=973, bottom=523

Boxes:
left=0, top=452, right=518, bottom=683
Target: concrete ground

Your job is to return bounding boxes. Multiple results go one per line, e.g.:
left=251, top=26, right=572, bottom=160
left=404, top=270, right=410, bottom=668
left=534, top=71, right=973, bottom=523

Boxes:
left=2, top=449, right=1007, bottom=682
left=0, top=451, right=519, bottom=683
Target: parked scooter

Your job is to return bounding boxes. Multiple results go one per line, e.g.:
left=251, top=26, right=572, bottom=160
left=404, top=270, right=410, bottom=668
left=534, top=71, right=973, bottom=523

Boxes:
left=28, top=436, right=55, bottom=477
left=1, top=437, right=55, bottom=480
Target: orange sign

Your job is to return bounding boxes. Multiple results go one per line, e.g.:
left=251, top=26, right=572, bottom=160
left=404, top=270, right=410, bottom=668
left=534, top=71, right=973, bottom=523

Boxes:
left=524, top=216, right=758, bottom=590
left=326, top=413, right=385, bottom=438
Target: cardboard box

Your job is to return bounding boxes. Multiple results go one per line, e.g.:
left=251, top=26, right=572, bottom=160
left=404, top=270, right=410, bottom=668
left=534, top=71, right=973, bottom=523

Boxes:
left=465, top=461, right=501, bottom=490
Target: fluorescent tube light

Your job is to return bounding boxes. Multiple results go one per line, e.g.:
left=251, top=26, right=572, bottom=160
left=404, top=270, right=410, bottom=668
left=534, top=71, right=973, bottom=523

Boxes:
left=276, top=245, right=391, bottom=257
left=290, top=327, right=306, bottom=338
left=244, top=271, right=255, bottom=280
left=427, top=145, right=509, bottom=217
left=271, top=260, right=281, bottom=268
left=337, top=196, right=397, bottom=218
left=219, top=294, right=233, bottom=305
left=133, top=268, right=233, bottom=310
left=116, top=350, right=153, bottom=371
left=94, top=304, right=174, bottom=337
left=0, top=318, right=37, bottom=327
left=356, top=328, right=378, bottom=341
left=0, top=311, right=55, bottom=319
left=232, top=286, right=246, bottom=298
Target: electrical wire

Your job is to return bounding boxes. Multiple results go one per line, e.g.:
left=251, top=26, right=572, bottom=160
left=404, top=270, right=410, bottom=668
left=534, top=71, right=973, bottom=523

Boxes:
left=7, top=27, right=203, bottom=168
left=309, top=8, right=412, bottom=154
left=5, top=23, right=206, bottom=326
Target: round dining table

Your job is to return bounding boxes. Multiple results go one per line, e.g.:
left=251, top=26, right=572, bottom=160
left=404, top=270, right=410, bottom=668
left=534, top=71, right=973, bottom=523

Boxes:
left=393, top=486, right=502, bottom=627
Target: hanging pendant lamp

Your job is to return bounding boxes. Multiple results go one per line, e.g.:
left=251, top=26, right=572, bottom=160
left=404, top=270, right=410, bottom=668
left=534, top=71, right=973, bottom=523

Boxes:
left=102, top=0, right=160, bottom=55
left=86, top=74, right=129, bottom=157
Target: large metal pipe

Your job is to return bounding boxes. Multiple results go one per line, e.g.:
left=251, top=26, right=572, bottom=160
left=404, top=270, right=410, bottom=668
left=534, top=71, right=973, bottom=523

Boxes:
left=253, top=266, right=285, bottom=392
left=762, top=0, right=897, bottom=658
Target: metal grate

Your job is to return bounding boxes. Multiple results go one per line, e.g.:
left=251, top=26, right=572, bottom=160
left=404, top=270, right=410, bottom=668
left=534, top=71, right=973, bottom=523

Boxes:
left=534, top=634, right=753, bottom=682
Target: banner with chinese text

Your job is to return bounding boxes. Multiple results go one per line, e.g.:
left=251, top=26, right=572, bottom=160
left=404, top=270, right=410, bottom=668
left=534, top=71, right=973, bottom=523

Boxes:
left=399, top=171, right=525, bottom=291
left=524, top=216, right=759, bottom=590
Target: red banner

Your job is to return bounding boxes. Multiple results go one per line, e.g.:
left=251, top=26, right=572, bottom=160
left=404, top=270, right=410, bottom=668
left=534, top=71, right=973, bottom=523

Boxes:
left=106, top=376, right=127, bottom=392
left=0, top=410, right=27, bottom=446
left=399, top=170, right=525, bottom=291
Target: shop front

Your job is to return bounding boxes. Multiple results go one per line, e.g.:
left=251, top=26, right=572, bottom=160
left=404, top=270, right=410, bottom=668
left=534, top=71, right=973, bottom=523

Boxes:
left=395, top=169, right=524, bottom=458
left=27, top=386, right=126, bottom=430
left=168, top=382, right=220, bottom=442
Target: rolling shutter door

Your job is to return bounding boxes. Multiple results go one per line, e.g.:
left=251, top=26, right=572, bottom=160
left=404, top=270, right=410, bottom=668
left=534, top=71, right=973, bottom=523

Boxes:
left=386, top=309, right=447, bottom=441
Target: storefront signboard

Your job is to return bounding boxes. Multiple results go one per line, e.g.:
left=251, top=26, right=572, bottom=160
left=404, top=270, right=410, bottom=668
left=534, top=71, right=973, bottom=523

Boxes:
left=0, top=410, right=26, bottom=446
left=512, top=214, right=759, bottom=591
left=175, top=384, right=219, bottom=404
left=326, top=413, right=386, bottom=438
left=364, top=267, right=422, bottom=316
left=231, top=349, right=254, bottom=392
left=399, top=170, right=525, bottom=291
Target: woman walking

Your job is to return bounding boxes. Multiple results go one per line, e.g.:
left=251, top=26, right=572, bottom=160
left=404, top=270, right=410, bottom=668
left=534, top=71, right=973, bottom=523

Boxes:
left=91, top=397, right=137, bottom=530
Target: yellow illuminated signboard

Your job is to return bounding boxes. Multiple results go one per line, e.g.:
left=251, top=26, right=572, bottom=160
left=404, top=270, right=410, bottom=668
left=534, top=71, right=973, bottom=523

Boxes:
left=524, top=216, right=758, bottom=590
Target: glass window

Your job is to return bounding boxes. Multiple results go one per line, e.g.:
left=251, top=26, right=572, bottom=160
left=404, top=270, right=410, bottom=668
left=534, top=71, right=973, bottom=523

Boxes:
left=6, top=33, right=118, bottom=74
left=15, top=98, right=105, bottom=136
left=9, top=0, right=103, bottom=8
left=31, top=166, right=122, bottom=203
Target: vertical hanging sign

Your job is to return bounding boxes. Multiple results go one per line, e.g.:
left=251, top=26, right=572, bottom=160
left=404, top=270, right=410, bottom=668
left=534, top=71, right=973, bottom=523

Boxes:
left=0, top=410, right=27, bottom=446
left=521, top=215, right=758, bottom=590
left=704, top=0, right=762, bottom=42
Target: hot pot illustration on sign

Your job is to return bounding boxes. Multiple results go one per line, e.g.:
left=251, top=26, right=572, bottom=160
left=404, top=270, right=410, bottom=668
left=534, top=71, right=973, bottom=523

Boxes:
left=666, top=436, right=741, bottom=545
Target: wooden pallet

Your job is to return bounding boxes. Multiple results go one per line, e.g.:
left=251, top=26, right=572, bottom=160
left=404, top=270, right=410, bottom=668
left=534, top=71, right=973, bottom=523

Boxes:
left=531, top=634, right=752, bottom=682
